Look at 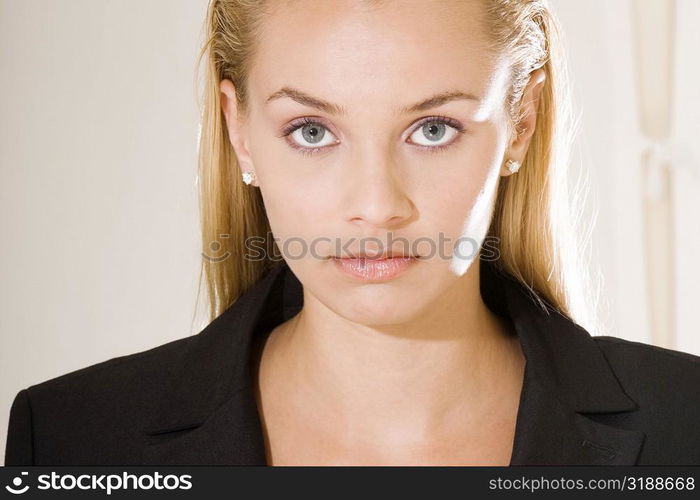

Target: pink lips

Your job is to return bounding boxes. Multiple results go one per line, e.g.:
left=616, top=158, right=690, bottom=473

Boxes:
left=332, top=256, right=417, bottom=281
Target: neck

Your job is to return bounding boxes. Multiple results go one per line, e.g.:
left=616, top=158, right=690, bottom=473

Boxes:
left=262, top=262, right=524, bottom=445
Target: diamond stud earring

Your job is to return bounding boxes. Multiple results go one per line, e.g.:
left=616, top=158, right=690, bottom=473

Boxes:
left=241, top=170, right=256, bottom=185
left=506, top=159, right=521, bottom=174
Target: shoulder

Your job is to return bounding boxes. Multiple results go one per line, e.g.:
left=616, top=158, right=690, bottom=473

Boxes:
left=26, top=333, right=198, bottom=398
left=593, top=335, right=700, bottom=398
left=5, top=334, right=198, bottom=465
left=593, top=335, right=700, bottom=382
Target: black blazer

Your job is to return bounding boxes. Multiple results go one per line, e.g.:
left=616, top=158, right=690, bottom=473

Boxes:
left=5, top=258, right=700, bottom=466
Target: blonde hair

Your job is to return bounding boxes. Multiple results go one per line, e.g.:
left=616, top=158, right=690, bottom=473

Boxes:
left=192, top=0, right=599, bottom=336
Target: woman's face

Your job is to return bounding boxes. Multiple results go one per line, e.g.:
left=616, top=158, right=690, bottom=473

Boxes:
left=223, top=0, right=531, bottom=326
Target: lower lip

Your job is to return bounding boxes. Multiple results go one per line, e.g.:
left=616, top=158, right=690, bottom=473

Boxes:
left=332, top=256, right=417, bottom=281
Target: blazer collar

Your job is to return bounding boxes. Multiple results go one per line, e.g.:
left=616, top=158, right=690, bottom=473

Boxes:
left=141, top=259, right=646, bottom=465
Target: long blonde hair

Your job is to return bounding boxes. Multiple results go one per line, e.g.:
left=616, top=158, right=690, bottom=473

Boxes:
left=192, top=0, right=598, bottom=336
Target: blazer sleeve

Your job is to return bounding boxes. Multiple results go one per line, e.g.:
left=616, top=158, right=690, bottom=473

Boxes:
left=4, top=388, right=34, bottom=465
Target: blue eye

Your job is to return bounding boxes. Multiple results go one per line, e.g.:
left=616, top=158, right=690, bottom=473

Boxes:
left=409, top=120, right=459, bottom=146
left=279, top=117, right=339, bottom=157
left=406, top=116, right=467, bottom=153
left=290, top=120, right=338, bottom=148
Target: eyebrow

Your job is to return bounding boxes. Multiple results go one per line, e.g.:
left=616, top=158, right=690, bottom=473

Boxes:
left=265, top=86, right=482, bottom=115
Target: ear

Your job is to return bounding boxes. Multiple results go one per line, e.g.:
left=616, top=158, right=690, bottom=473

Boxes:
left=502, top=68, right=546, bottom=176
left=219, top=79, right=259, bottom=187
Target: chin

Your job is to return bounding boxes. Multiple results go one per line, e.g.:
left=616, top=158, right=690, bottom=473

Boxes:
left=338, top=299, right=426, bottom=329
left=323, top=278, right=435, bottom=328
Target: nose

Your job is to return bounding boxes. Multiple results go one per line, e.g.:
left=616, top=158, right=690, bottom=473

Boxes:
left=341, top=148, right=415, bottom=229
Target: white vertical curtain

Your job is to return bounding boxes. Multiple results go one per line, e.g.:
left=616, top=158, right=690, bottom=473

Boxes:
left=631, top=0, right=675, bottom=349
left=629, top=0, right=698, bottom=353
left=668, top=0, right=700, bottom=355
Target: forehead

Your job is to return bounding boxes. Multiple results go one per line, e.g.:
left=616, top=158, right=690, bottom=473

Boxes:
left=249, top=0, right=507, bottom=118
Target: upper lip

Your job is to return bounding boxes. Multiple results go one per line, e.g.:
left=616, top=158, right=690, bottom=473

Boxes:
left=334, top=251, right=418, bottom=260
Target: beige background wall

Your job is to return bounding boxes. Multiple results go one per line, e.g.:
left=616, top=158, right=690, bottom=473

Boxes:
left=2, top=0, right=699, bottom=463
left=0, top=0, right=209, bottom=462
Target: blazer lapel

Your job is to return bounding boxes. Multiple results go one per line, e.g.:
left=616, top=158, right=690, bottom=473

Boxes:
left=508, top=368, right=647, bottom=465
left=139, top=262, right=290, bottom=465
left=140, top=259, right=647, bottom=465
left=483, top=262, right=647, bottom=465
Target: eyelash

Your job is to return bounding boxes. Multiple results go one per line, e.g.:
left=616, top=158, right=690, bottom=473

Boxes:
left=277, top=115, right=468, bottom=158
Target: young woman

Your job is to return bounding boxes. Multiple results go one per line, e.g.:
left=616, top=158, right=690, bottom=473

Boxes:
left=5, top=0, right=700, bottom=466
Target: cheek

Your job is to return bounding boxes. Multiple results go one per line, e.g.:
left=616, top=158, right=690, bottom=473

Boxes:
left=416, top=180, right=486, bottom=262
left=257, top=174, right=338, bottom=263
left=245, top=124, right=334, bottom=243
left=417, top=134, right=504, bottom=253
left=259, top=188, right=323, bottom=256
